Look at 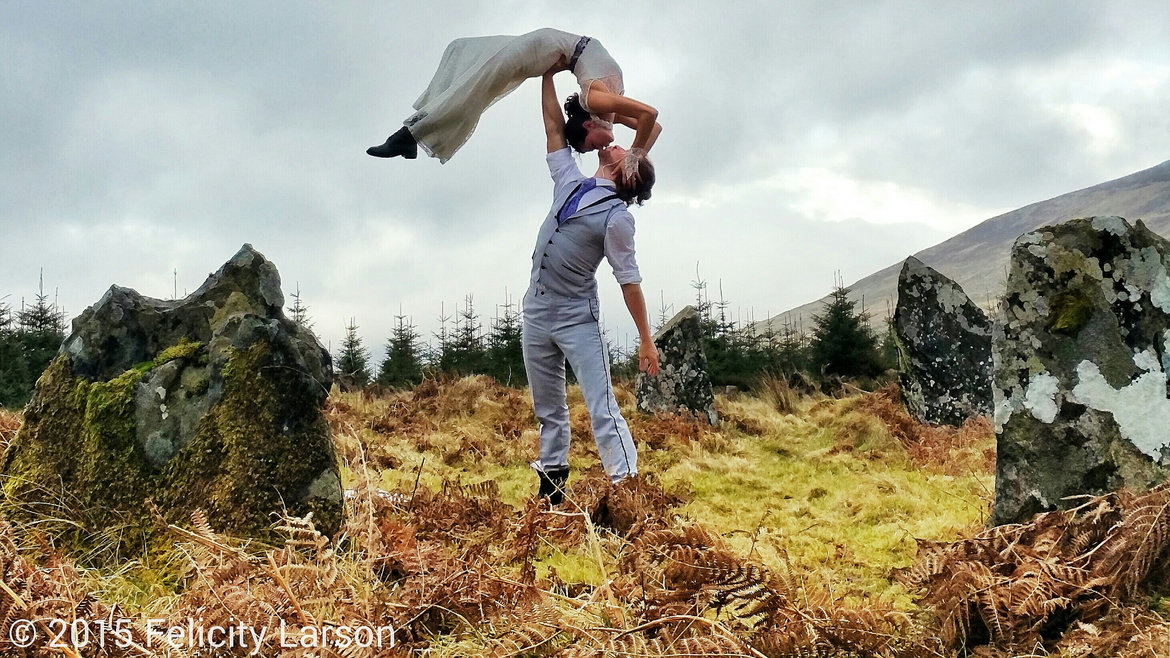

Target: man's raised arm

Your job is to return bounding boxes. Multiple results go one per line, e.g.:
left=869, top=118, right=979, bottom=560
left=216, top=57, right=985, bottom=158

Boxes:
left=542, top=68, right=567, bottom=154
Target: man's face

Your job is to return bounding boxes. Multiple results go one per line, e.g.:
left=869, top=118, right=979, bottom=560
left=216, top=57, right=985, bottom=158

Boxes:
left=582, top=120, right=614, bottom=151
left=598, top=145, right=627, bottom=170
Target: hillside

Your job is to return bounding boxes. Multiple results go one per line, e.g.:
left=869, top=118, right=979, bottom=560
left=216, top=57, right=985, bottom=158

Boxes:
left=757, top=159, right=1170, bottom=333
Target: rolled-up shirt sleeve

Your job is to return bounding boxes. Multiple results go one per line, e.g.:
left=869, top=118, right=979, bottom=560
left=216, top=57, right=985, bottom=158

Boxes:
left=547, top=147, right=583, bottom=198
left=604, top=211, right=642, bottom=285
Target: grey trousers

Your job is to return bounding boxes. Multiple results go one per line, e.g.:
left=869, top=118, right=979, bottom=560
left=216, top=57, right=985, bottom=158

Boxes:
left=522, top=287, right=638, bottom=480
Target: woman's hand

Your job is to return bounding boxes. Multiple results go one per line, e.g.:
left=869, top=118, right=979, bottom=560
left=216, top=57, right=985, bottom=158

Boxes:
left=621, top=147, right=647, bottom=183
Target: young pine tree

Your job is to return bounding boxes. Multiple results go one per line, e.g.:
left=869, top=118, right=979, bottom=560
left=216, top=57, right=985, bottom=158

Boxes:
left=0, top=297, right=31, bottom=409
left=336, top=317, right=371, bottom=391
left=774, top=313, right=809, bottom=375
left=287, top=282, right=313, bottom=331
left=486, top=296, right=525, bottom=387
left=0, top=298, right=11, bottom=333
left=440, top=295, right=486, bottom=376
left=378, top=308, right=424, bottom=389
left=3, top=273, right=67, bottom=408
left=877, top=307, right=901, bottom=372
left=809, top=277, right=883, bottom=379
left=18, top=271, right=67, bottom=335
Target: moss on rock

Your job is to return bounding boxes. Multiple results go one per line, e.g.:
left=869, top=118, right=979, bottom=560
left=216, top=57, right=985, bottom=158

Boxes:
left=1, top=338, right=340, bottom=564
left=1047, top=289, right=1094, bottom=336
left=1, top=245, right=340, bottom=564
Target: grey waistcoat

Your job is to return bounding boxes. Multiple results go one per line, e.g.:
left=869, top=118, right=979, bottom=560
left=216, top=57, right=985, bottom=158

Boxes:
left=528, top=184, right=624, bottom=300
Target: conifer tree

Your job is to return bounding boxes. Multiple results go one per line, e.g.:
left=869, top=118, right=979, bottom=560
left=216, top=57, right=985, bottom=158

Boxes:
left=809, top=275, right=882, bottom=378
left=0, top=297, right=29, bottom=408
left=288, top=282, right=313, bottom=330
left=486, top=295, right=525, bottom=386
left=775, top=313, right=809, bottom=374
left=440, top=295, right=486, bottom=376
left=0, top=298, right=11, bottom=333
left=16, top=274, right=67, bottom=386
left=336, top=317, right=371, bottom=390
left=1, top=272, right=66, bottom=408
left=877, top=305, right=901, bottom=372
left=378, top=307, right=424, bottom=389
left=430, top=302, right=452, bottom=372
left=18, top=271, right=66, bottom=335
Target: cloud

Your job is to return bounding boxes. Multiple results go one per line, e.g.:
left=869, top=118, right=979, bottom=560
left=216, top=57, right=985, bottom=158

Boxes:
left=3, top=1, right=1170, bottom=362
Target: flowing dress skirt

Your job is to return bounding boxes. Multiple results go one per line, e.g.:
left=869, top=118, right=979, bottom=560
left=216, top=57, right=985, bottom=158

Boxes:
left=403, top=28, right=621, bottom=163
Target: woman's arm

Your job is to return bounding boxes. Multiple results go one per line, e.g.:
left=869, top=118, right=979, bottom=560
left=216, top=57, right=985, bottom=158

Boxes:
left=614, top=114, right=662, bottom=152
left=584, top=81, right=659, bottom=152
left=542, top=71, right=567, bottom=154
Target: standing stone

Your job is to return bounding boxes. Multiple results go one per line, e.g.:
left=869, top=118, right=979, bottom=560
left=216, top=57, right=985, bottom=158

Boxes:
left=992, top=216, right=1170, bottom=525
left=893, top=256, right=993, bottom=426
left=636, top=306, right=718, bottom=424
left=1, top=244, right=343, bottom=557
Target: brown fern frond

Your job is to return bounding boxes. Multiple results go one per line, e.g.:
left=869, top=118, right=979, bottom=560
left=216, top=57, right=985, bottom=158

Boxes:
left=189, top=507, right=215, bottom=539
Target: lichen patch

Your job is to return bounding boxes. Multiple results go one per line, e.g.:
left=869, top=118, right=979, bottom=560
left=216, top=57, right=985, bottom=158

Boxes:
left=1071, top=353, right=1170, bottom=461
left=1023, top=372, right=1060, bottom=423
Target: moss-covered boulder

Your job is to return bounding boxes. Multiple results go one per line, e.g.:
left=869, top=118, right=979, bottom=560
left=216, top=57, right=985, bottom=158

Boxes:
left=893, top=256, right=993, bottom=426
left=0, top=244, right=342, bottom=559
left=991, top=216, right=1170, bottom=525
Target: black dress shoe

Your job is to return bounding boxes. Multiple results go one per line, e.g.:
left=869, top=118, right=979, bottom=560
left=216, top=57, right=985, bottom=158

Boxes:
left=537, top=467, right=570, bottom=505
left=367, top=127, right=418, bottom=159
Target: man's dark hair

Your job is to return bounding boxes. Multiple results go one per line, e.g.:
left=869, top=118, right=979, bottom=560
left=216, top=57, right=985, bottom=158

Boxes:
left=563, top=93, right=591, bottom=152
left=615, top=156, right=655, bottom=206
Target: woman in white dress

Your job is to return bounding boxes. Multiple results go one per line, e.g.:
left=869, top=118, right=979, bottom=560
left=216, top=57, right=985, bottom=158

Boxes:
left=366, top=28, right=660, bottom=172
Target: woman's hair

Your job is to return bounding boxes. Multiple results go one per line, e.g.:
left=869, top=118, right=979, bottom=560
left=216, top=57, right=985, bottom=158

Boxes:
left=614, top=156, right=655, bottom=206
left=563, top=93, right=591, bottom=152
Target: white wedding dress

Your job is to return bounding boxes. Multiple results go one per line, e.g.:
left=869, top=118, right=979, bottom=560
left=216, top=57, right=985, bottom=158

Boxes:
left=402, top=28, right=624, bottom=163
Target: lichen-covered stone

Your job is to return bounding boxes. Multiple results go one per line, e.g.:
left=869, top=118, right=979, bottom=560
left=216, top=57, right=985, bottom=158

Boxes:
left=893, top=256, right=993, bottom=426
left=635, top=306, right=718, bottom=424
left=0, top=244, right=342, bottom=559
left=991, top=216, right=1170, bottom=525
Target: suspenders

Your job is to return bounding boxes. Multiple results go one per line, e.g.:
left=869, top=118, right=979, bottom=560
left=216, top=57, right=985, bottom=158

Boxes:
left=557, top=181, right=620, bottom=225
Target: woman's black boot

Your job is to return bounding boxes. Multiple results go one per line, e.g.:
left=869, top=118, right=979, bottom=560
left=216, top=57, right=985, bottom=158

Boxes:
left=367, top=127, right=418, bottom=159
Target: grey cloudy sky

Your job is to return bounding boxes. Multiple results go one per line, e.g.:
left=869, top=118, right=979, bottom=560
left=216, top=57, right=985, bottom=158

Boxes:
left=3, top=1, right=1170, bottom=360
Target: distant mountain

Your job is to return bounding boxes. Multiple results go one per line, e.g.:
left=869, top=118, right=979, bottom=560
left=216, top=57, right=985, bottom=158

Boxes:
left=756, top=159, right=1170, bottom=334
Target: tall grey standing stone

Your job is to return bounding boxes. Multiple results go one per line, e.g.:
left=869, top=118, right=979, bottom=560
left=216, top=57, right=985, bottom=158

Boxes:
left=991, top=216, right=1170, bottom=525
left=893, top=256, right=993, bottom=426
left=1, top=244, right=343, bottom=557
left=635, top=305, right=718, bottom=424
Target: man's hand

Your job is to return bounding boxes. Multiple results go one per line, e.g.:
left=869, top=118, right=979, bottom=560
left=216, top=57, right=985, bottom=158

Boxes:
left=621, top=283, right=658, bottom=375
left=639, top=340, right=660, bottom=376
left=545, top=55, right=570, bottom=76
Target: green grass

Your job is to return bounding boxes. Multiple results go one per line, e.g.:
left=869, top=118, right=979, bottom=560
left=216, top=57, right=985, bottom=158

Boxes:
left=337, top=385, right=995, bottom=611
left=658, top=396, right=992, bottom=609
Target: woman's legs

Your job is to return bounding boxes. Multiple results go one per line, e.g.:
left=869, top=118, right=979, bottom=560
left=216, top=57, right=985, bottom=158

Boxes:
left=374, top=32, right=565, bottom=163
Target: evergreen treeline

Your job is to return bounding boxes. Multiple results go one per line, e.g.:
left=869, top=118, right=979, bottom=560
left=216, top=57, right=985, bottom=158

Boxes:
left=329, top=295, right=528, bottom=392
left=606, top=268, right=896, bottom=391
left=328, top=272, right=898, bottom=395
left=0, top=275, right=68, bottom=409
left=0, top=272, right=899, bottom=407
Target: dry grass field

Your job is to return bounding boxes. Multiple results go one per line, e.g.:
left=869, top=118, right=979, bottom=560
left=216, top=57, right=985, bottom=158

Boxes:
left=2, top=379, right=1169, bottom=656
